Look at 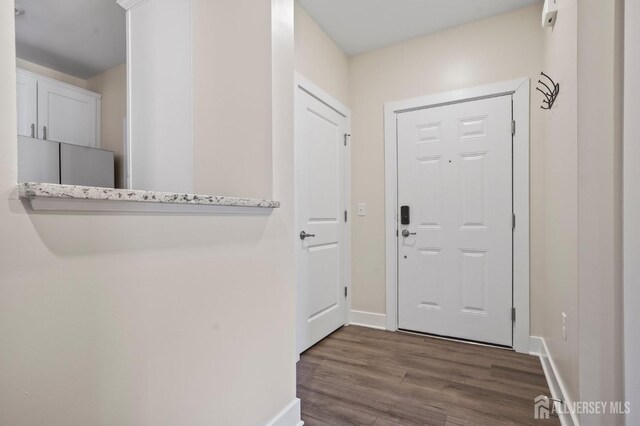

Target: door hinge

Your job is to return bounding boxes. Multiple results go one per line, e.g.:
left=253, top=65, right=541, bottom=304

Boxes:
left=512, top=213, right=516, bottom=230
left=512, top=307, right=516, bottom=322
left=511, top=120, right=516, bottom=135
left=345, top=286, right=348, bottom=298
left=345, top=210, right=348, bottom=222
left=344, top=133, right=351, bottom=146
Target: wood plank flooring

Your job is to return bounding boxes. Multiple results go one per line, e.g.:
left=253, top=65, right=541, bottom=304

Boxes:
left=297, top=326, right=560, bottom=426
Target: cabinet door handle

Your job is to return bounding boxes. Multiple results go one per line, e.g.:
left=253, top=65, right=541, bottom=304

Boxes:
left=42, top=126, right=47, bottom=140
left=30, top=123, right=35, bottom=138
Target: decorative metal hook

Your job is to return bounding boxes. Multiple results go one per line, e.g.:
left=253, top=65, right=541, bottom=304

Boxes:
left=537, top=72, right=560, bottom=110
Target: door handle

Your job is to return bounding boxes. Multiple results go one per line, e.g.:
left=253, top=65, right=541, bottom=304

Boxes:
left=401, top=229, right=417, bottom=237
left=300, top=231, right=316, bottom=240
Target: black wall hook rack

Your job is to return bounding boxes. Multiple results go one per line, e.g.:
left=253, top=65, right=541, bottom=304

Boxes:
left=537, top=72, right=560, bottom=109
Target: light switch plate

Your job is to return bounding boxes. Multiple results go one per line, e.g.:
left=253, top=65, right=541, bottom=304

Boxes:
left=357, top=203, right=366, bottom=217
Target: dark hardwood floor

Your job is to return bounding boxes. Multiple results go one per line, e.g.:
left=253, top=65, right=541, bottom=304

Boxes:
left=297, top=326, right=560, bottom=426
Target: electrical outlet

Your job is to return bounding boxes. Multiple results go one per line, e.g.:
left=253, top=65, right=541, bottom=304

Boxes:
left=562, top=312, right=567, bottom=341
left=357, top=203, right=366, bottom=217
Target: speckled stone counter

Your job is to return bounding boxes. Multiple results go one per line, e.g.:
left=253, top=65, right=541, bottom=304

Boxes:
left=18, top=182, right=280, bottom=213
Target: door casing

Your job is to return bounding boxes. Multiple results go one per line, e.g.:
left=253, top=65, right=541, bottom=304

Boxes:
left=294, top=73, right=352, bottom=357
left=384, top=79, right=530, bottom=353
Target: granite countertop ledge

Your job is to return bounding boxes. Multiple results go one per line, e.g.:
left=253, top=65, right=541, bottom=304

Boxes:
left=19, top=182, right=280, bottom=209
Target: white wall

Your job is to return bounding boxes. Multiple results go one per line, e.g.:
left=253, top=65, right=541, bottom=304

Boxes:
left=540, top=0, right=625, bottom=420
left=348, top=5, right=545, bottom=327
left=541, top=0, right=579, bottom=406
left=294, top=2, right=349, bottom=107
left=624, top=0, right=640, bottom=423
left=0, top=1, right=298, bottom=425
left=576, top=0, right=624, bottom=424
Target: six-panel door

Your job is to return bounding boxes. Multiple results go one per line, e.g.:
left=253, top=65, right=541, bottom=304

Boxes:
left=397, top=95, right=513, bottom=346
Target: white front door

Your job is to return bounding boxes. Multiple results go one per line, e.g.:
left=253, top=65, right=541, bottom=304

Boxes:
left=295, top=84, right=347, bottom=353
left=397, top=95, right=513, bottom=346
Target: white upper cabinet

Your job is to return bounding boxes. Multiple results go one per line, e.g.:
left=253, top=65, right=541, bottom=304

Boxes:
left=16, top=71, right=37, bottom=138
left=37, top=79, right=99, bottom=147
left=16, top=69, right=101, bottom=148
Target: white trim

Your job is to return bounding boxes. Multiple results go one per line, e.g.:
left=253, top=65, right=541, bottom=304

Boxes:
left=384, top=79, right=530, bottom=353
left=264, top=398, right=303, bottom=426
left=95, top=97, right=101, bottom=149
left=349, top=310, right=387, bottom=330
left=528, top=336, right=542, bottom=356
left=294, top=73, right=350, bottom=117
left=512, top=79, right=530, bottom=353
left=187, top=0, right=194, bottom=195
left=123, top=6, right=133, bottom=189
left=530, top=336, right=579, bottom=426
left=624, top=1, right=640, bottom=424
left=16, top=68, right=102, bottom=99
left=345, top=118, right=352, bottom=325
left=294, top=73, right=352, bottom=353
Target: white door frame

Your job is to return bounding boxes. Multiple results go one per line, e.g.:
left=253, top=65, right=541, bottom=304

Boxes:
left=384, top=78, right=530, bottom=353
left=624, top=1, right=640, bottom=422
left=294, top=73, right=352, bottom=355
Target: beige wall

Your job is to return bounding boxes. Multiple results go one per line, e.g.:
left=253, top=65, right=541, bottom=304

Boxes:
left=294, top=2, right=349, bottom=106
left=541, top=0, right=579, bottom=405
left=16, top=57, right=87, bottom=88
left=0, top=1, right=297, bottom=426
left=192, top=0, right=273, bottom=199
left=348, top=5, right=546, bottom=328
left=87, top=64, right=127, bottom=189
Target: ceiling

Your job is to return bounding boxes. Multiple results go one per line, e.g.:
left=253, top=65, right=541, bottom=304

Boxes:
left=296, top=0, right=541, bottom=56
left=14, top=0, right=126, bottom=79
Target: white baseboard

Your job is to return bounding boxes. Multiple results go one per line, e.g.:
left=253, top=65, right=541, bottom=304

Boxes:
left=529, top=336, right=579, bottom=426
left=265, top=398, right=303, bottom=426
left=528, top=336, right=542, bottom=356
left=349, top=310, right=387, bottom=330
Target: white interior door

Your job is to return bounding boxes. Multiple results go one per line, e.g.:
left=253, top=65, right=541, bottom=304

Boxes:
left=397, top=95, right=513, bottom=346
left=16, top=71, right=37, bottom=138
left=37, top=79, right=99, bottom=147
left=295, top=85, right=347, bottom=353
